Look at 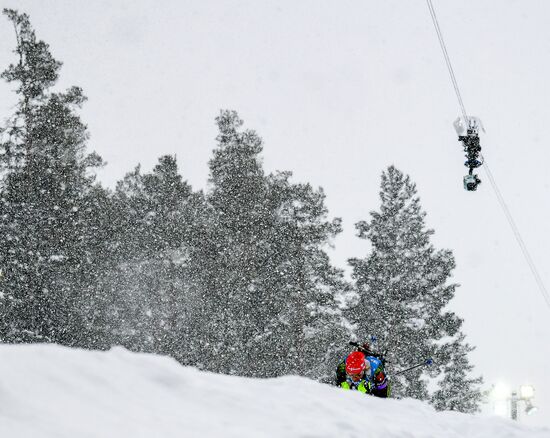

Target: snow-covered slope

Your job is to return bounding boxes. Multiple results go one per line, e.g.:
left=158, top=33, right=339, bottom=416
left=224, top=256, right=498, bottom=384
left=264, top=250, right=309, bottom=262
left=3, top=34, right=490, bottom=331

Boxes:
left=0, top=345, right=547, bottom=438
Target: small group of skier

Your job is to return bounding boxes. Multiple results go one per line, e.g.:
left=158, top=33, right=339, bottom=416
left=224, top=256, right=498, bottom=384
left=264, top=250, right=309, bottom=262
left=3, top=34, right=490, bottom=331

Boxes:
left=335, top=342, right=391, bottom=398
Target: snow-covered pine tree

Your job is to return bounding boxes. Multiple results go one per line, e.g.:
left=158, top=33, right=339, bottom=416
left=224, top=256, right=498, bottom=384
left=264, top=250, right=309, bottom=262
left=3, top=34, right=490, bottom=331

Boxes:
left=258, top=171, right=351, bottom=380
left=102, top=156, right=200, bottom=358
left=195, top=110, right=270, bottom=375
left=0, top=9, right=105, bottom=345
left=431, top=333, right=483, bottom=413
left=196, top=110, right=349, bottom=378
left=349, top=166, right=482, bottom=409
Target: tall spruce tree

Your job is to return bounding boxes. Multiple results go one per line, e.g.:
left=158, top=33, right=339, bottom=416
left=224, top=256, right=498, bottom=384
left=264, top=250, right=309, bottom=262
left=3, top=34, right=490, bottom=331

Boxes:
left=349, top=166, right=482, bottom=410
left=0, top=9, right=104, bottom=345
left=259, top=171, right=351, bottom=380
left=196, top=110, right=349, bottom=378
left=102, top=155, right=200, bottom=358
left=193, top=110, right=269, bottom=374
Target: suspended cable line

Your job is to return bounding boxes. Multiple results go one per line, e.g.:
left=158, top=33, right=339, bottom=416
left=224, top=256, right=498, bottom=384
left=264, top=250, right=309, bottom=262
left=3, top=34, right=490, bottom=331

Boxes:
left=426, top=0, right=468, bottom=122
left=481, top=159, right=550, bottom=309
left=426, top=0, right=550, bottom=311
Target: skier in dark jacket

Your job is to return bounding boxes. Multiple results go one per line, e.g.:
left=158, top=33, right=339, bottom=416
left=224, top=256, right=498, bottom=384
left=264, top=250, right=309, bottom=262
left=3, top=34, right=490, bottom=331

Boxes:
left=335, top=342, right=391, bottom=398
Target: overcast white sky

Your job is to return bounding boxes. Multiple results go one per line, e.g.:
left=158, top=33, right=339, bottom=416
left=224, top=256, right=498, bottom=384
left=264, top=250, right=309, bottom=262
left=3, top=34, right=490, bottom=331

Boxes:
left=1, top=0, right=549, bottom=427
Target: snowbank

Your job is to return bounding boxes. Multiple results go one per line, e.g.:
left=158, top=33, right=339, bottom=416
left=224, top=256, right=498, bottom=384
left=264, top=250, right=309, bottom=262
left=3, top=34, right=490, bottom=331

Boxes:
left=0, top=344, right=547, bottom=438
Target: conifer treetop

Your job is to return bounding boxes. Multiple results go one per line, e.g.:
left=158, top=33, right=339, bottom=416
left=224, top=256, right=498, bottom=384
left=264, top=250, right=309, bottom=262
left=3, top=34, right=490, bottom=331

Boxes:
left=2, top=8, right=62, bottom=100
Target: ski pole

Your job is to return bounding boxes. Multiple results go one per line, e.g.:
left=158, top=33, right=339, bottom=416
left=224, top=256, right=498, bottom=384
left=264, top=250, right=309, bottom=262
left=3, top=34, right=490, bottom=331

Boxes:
left=393, top=358, right=433, bottom=376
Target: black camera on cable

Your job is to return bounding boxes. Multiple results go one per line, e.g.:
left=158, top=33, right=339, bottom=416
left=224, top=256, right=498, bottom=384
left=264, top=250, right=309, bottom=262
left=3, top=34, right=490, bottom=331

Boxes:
left=463, top=174, right=481, bottom=191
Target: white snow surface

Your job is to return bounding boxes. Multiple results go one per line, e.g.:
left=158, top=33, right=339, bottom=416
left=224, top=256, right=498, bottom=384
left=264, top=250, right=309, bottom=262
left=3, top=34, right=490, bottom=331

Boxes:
left=0, top=344, right=547, bottom=438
